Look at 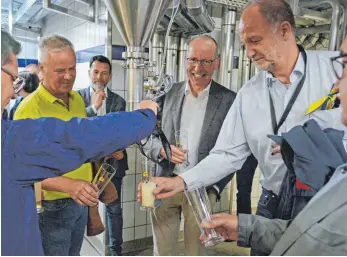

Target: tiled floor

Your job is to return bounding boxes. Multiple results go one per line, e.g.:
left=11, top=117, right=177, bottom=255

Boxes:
left=80, top=237, right=250, bottom=256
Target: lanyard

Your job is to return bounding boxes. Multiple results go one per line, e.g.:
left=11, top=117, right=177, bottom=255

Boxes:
left=268, top=45, right=307, bottom=135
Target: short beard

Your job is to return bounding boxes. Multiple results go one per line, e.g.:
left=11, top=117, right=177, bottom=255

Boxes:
left=92, top=83, right=106, bottom=91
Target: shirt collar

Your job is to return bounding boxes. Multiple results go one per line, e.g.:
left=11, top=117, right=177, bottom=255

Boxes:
left=265, top=51, right=305, bottom=83
left=90, top=85, right=108, bottom=97
left=38, top=83, right=74, bottom=104
left=184, top=81, right=211, bottom=97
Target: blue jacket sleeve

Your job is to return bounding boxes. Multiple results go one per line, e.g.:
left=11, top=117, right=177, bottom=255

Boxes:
left=5, top=109, right=156, bottom=185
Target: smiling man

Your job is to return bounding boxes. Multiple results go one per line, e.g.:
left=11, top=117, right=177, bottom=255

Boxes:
left=14, top=35, right=97, bottom=256
left=142, top=35, right=236, bottom=256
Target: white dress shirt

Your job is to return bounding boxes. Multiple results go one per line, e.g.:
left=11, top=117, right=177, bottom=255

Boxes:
left=173, top=82, right=211, bottom=175
left=181, top=50, right=344, bottom=195
left=90, top=86, right=108, bottom=116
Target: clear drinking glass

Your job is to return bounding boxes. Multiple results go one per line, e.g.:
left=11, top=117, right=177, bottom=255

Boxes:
left=140, top=158, right=162, bottom=211
left=174, top=129, right=190, bottom=166
left=92, top=163, right=117, bottom=195
left=185, top=183, right=225, bottom=247
left=34, top=182, right=44, bottom=213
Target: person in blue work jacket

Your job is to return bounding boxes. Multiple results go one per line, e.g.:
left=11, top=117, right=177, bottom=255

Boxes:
left=1, top=29, right=158, bottom=256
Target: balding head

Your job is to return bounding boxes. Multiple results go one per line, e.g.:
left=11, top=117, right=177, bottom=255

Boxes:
left=244, top=0, right=296, bottom=32
left=188, top=35, right=219, bottom=58
left=239, top=0, right=297, bottom=73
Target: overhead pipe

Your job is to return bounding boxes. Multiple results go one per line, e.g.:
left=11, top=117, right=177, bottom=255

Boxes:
left=218, top=7, right=236, bottom=90
left=300, top=0, right=342, bottom=51
left=170, top=9, right=199, bottom=32
left=186, top=0, right=215, bottom=33
left=296, top=24, right=331, bottom=36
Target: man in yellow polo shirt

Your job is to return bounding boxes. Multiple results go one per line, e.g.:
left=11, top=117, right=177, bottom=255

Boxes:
left=14, top=35, right=97, bottom=256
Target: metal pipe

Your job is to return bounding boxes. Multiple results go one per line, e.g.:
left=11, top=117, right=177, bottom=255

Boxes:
left=8, top=0, right=13, bottom=35
left=152, top=33, right=165, bottom=76
left=165, top=36, right=179, bottom=82
left=124, top=50, right=147, bottom=111
left=341, top=0, right=347, bottom=43
left=94, top=0, right=99, bottom=24
left=237, top=45, right=245, bottom=91
left=243, top=58, right=251, bottom=84
left=178, top=37, right=188, bottom=82
left=300, top=0, right=342, bottom=51
left=186, top=0, right=215, bottom=33
left=295, top=24, right=331, bottom=36
left=218, top=7, right=236, bottom=90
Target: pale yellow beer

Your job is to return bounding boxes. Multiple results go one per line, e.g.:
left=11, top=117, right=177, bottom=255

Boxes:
left=141, top=181, right=156, bottom=208
left=34, top=182, right=43, bottom=213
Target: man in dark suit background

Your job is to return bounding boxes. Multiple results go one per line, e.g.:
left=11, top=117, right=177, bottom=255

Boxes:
left=143, top=35, right=236, bottom=255
left=78, top=55, right=128, bottom=256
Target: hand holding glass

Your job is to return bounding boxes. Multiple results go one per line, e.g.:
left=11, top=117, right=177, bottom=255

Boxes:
left=185, top=183, right=224, bottom=247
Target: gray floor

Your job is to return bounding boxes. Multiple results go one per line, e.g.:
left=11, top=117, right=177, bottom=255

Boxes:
left=80, top=237, right=250, bottom=256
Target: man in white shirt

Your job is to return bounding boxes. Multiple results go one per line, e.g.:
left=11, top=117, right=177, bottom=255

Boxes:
left=138, top=0, right=343, bottom=255
left=142, top=35, right=236, bottom=255
left=78, top=55, right=128, bottom=255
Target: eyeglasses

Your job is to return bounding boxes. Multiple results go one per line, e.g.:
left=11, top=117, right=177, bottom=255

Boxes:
left=330, top=53, right=347, bottom=80
left=186, top=57, right=219, bottom=68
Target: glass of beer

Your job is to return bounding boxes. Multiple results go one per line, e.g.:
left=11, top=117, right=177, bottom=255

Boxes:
left=140, top=158, right=161, bottom=211
left=174, top=129, right=190, bottom=166
left=92, top=163, right=117, bottom=195
left=34, top=182, right=44, bottom=213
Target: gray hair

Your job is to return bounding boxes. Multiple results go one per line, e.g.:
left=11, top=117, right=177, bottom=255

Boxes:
left=1, top=30, right=21, bottom=65
left=38, top=34, right=74, bottom=63
left=247, top=0, right=296, bottom=32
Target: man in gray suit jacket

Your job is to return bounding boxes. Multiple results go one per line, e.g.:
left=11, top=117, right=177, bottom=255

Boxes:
left=199, top=37, right=347, bottom=255
left=143, top=35, right=236, bottom=255
left=78, top=55, right=128, bottom=256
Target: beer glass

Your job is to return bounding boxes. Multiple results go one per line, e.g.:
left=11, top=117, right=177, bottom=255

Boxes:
left=34, top=182, right=44, bottom=213
left=174, top=129, right=190, bottom=166
left=92, top=163, right=117, bottom=195
left=185, top=183, right=224, bottom=247
left=140, top=158, right=162, bottom=211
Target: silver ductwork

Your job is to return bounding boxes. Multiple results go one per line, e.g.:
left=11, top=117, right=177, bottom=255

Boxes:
left=102, top=0, right=172, bottom=110
left=158, top=0, right=214, bottom=36
left=178, top=37, right=188, bottom=82
left=186, top=0, right=215, bottom=33
left=299, top=0, right=342, bottom=51
left=296, top=24, right=331, bottom=36
left=218, top=7, right=236, bottom=90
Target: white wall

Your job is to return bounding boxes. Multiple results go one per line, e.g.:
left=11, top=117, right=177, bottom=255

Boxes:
left=41, top=0, right=108, bottom=90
